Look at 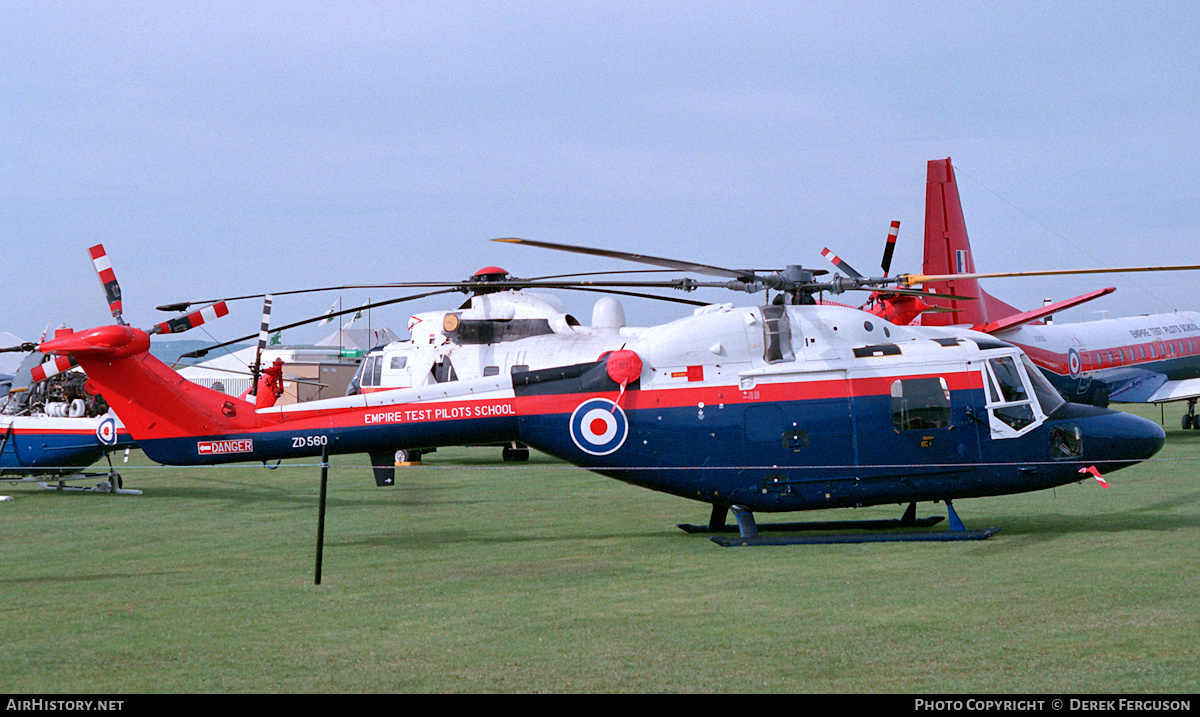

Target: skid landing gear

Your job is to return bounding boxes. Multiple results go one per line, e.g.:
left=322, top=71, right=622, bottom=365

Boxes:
left=38, top=469, right=141, bottom=495
left=33, top=454, right=140, bottom=495
left=679, top=501, right=1000, bottom=546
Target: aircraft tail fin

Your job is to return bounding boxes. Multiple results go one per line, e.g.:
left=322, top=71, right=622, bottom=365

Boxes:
left=921, top=158, right=1024, bottom=326
left=39, top=325, right=268, bottom=456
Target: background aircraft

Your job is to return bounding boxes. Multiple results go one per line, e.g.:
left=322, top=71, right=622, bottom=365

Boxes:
left=2, top=340, right=136, bottom=492
left=917, top=158, right=1200, bottom=428
left=2, top=245, right=233, bottom=493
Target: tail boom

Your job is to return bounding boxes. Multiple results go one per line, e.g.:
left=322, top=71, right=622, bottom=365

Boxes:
left=40, top=325, right=269, bottom=444
left=39, top=325, right=524, bottom=466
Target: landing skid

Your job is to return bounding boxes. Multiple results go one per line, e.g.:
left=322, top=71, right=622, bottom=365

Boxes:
left=36, top=458, right=140, bottom=495
left=680, top=502, right=1000, bottom=546
left=38, top=477, right=142, bottom=495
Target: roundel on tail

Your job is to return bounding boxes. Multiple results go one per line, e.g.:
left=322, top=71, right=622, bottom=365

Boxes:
left=569, top=398, right=629, bottom=456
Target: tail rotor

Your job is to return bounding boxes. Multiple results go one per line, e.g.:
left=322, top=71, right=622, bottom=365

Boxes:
left=85, top=244, right=230, bottom=337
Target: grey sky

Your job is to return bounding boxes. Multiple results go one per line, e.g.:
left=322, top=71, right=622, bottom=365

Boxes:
left=4, top=2, right=1199, bottom=346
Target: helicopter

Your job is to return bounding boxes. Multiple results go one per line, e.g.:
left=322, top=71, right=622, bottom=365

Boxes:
left=2, top=333, right=139, bottom=493
left=37, top=239, right=1167, bottom=544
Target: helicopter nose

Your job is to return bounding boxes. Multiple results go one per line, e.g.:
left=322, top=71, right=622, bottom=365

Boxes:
left=1076, top=407, right=1166, bottom=470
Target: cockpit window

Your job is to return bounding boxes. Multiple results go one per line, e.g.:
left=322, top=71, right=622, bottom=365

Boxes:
left=983, top=355, right=1047, bottom=436
left=988, top=357, right=1027, bottom=403
left=1022, top=354, right=1065, bottom=416
left=356, top=355, right=382, bottom=388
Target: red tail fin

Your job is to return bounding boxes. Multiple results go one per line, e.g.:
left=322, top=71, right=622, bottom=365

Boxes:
left=920, top=158, right=1023, bottom=326
left=39, top=325, right=270, bottom=441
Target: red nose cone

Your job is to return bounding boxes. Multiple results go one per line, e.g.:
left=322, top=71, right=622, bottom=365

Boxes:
left=605, top=350, right=643, bottom=386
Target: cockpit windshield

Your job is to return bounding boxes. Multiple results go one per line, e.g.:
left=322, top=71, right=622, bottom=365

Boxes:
left=1021, top=354, right=1065, bottom=416
left=984, top=352, right=1062, bottom=437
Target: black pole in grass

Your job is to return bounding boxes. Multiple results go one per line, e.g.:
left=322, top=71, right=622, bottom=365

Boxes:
left=315, top=444, right=329, bottom=585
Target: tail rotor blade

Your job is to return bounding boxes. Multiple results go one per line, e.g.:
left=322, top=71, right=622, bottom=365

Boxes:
left=87, top=244, right=124, bottom=325
left=30, top=355, right=79, bottom=383
left=881, top=220, right=900, bottom=276
left=150, top=302, right=230, bottom=335
left=257, top=295, right=274, bottom=355
left=250, top=295, right=273, bottom=397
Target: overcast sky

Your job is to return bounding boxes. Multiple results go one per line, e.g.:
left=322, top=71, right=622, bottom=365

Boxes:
left=4, top=2, right=1199, bottom=349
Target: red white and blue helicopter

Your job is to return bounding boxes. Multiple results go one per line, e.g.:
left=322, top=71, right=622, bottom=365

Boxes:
left=37, top=235, right=1167, bottom=544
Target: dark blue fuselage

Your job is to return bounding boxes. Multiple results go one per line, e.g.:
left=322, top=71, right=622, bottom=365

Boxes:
left=517, top=386, right=1164, bottom=513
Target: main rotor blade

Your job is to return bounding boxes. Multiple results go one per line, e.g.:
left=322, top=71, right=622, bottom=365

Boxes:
left=156, top=284, right=427, bottom=312
left=493, top=237, right=763, bottom=283
left=179, top=288, right=460, bottom=359
left=820, top=248, right=864, bottom=279
left=557, top=286, right=709, bottom=306
left=157, top=275, right=710, bottom=312
left=867, top=286, right=977, bottom=301
left=523, top=268, right=686, bottom=281
left=900, top=264, right=1200, bottom=287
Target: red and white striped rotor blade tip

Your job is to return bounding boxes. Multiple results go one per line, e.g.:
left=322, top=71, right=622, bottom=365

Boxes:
left=87, top=244, right=124, bottom=324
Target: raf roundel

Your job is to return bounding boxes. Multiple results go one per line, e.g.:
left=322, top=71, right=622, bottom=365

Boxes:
left=569, top=398, right=630, bottom=456
left=1067, top=348, right=1082, bottom=378
left=96, top=416, right=118, bottom=446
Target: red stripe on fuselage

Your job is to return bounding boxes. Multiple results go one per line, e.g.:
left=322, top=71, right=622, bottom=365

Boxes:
left=276, top=369, right=983, bottom=433
left=1020, top=338, right=1199, bottom=377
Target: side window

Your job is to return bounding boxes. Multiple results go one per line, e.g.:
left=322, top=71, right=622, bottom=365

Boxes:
left=360, top=356, right=378, bottom=388
left=371, top=356, right=383, bottom=386
left=891, top=377, right=952, bottom=431
left=389, top=355, right=408, bottom=369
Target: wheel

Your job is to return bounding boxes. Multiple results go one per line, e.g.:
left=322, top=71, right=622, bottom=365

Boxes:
left=394, top=448, right=422, bottom=464
left=501, top=445, right=530, bottom=462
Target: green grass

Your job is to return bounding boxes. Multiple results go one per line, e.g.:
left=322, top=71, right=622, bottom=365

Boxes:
left=3, top=403, right=1199, bottom=693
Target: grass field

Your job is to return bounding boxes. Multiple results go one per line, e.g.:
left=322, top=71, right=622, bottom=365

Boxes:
left=3, top=403, right=1198, bottom=694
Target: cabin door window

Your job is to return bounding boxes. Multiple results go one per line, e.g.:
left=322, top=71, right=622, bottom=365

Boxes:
left=890, top=377, right=952, bottom=431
